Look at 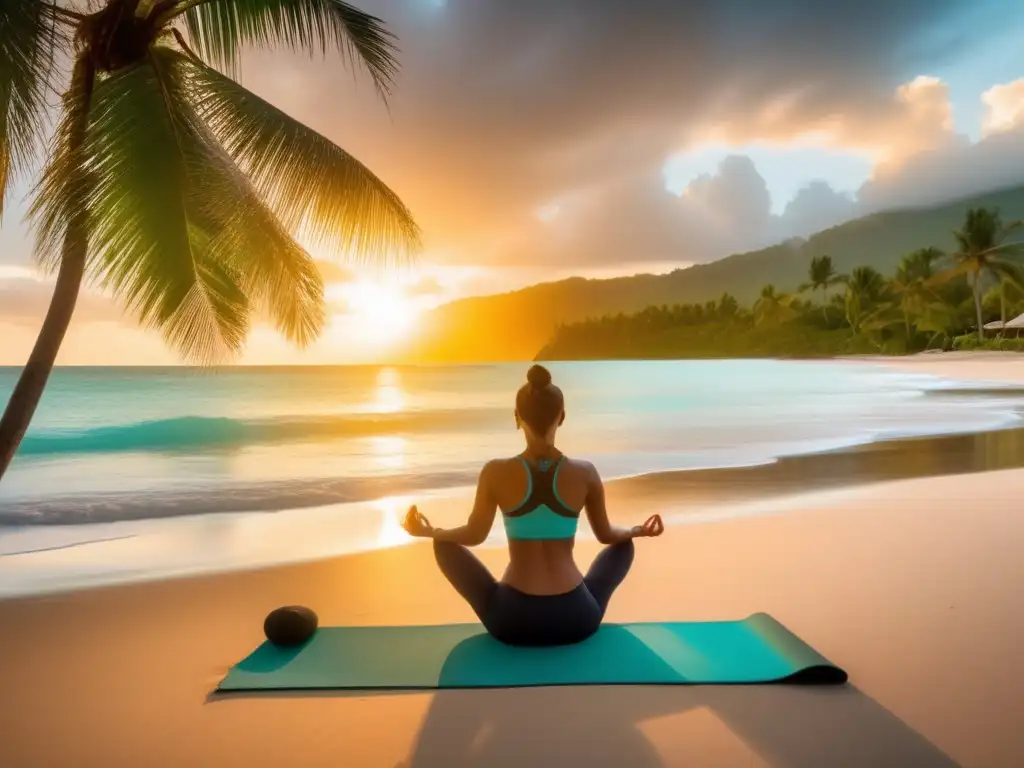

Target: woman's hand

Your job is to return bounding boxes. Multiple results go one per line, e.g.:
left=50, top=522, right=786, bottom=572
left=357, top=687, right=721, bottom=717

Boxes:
left=402, top=505, right=435, bottom=538
left=630, top=514, right=664, bottom=539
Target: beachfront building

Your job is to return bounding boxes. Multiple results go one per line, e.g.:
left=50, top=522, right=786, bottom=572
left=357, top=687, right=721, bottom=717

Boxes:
left=983, top=312, right=1024, bottom=338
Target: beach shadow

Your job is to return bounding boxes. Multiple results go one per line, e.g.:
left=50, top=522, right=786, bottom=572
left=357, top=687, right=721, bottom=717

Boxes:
left=208, top=682, right=961, bottom=767
left=210, top=626, right=960, bottom=768
left=406, top=684, right=962, bottom=768
left=409, top=631, right=957, bottom=766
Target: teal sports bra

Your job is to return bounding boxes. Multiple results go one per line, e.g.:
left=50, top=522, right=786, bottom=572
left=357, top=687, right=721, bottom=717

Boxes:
left=502, top=456, right=580, bottom=540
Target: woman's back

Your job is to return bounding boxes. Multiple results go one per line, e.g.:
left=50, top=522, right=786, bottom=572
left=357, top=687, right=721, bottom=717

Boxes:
left=488, top=455, right=592, bottom=594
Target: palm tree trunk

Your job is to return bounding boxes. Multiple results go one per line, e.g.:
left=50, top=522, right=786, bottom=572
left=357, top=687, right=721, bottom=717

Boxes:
left=973, top=271, right=985, bottom=342
left=0, top=60, right=94, bottom=483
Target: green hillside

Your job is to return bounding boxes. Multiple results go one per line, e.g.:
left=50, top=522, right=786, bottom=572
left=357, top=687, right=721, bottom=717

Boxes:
left=395, top=184, right=1024, bottom=363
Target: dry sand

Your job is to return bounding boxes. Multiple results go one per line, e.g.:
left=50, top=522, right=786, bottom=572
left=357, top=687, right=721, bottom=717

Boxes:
left=846, top=351, right=1024, bottom=384
left=1, top=354, right=1023, bottom=768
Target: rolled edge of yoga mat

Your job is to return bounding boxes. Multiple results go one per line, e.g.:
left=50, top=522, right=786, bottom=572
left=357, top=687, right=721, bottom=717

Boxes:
left=744, top=612, right=848, bottom=684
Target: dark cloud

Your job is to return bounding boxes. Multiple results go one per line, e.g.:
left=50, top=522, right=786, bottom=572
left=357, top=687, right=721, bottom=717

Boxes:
left=243, top=0, right=1005, bottom=268
left=779, top=181, right=858, bottom=238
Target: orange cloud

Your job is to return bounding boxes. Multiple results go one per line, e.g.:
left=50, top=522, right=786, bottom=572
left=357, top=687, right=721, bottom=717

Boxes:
left=314, top=260, right=356, bottom=285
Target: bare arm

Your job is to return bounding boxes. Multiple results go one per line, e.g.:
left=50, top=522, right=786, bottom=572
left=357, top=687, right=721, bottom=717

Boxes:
left=583, top=462, right=637, bottom=545
left=426, top=462, right=498, bottom=547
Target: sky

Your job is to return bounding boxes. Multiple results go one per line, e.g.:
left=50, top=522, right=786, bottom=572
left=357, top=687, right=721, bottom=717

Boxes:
left=2, top=0, right=1024, bottom=364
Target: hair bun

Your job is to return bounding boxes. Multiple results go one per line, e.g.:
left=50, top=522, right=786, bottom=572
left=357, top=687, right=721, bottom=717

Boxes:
left=526, top=364, right=552, bottom=388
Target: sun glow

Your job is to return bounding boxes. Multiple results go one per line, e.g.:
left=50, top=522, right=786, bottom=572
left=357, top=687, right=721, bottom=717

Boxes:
left=372, top=367, right=405, bottom=413
left=373, top=495, right=416, bottom=548
left=330, top=279, right=421, bottom=348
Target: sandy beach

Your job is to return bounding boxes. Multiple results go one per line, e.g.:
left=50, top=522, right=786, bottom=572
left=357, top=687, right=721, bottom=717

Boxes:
left=846, top=351, right=1024, bottom=384
left=1, top=355, right=1023, bottom=768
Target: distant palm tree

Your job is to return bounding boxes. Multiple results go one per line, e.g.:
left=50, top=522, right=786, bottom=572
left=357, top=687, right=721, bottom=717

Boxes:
left=935, top=208, right=1024, bottom=340
left=800, top=255, right=845, bottom=323
left=984, top=272, right=1024, bottom=327
left=0, top=0, right=421, bottom=481
left=890, top=247, right=943, bottom=337
left=717, top=292, right=740, bottom=321
left=843, top=266, right=889, bottom=334
left=753, top=284, right=796, bottom=327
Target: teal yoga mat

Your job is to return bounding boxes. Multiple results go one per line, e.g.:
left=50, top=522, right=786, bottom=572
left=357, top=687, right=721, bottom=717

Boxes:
left=218, top=613, right=846, bottom=691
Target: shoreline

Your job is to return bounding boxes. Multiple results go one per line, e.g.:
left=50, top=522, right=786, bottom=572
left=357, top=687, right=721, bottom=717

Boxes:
left=5, top=348, right=1024, bottom=598
left=4, top=359, right=1024, bottom=527
left=4, top=421, right=1024, bottom=599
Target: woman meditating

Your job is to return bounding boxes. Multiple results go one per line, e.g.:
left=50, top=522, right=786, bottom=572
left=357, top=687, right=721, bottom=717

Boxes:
left=402, top=364, right=664, bottom=646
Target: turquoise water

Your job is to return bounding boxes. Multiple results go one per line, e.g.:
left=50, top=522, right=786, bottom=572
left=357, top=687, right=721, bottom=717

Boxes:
left=2, top=360, right=1022, bottom=524
left=1, top=360, right=1022, bottom=595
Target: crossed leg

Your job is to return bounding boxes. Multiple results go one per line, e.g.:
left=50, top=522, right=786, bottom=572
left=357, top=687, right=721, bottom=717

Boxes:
left=583, top=539, right=635, bottom=615
left=432, top=539, right=498, bottom=620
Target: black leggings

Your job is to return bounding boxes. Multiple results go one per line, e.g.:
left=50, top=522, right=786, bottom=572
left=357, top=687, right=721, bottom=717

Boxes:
left=432, top=539, right=635, bottom=647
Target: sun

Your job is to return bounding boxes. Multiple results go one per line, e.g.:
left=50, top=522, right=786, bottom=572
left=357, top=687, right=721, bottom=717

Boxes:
left=339, top=280, right=420, bottom=347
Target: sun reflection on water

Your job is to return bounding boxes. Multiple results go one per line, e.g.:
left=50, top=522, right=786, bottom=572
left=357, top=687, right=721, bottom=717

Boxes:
left=372, top=367, right=405, bottom=413
left=370, top=435, right=406, bottom=470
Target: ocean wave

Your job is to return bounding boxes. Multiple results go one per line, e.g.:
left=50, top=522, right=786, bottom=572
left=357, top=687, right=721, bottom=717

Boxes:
left=0, top=470, right=479, bottom=525
left=17, top=409, right=505, bottom=457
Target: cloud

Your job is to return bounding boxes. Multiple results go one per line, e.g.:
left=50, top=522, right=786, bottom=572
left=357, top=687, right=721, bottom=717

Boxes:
left=778, top=181, right=858, bottom=238
left=241, top=0, right=1005, bottom=268
left=314, top=260, right=356, bottom=284
left=0, top=276, right=127, bottom=327
left=981, top=79, right=1024, bottom=136
left=406, top=275, right=445, bottom=297
left=529, top=72, right=1024, bottom=265
left=857, top=79, right=1024, bottom=213
left=680, top=156, right=773, bottom=250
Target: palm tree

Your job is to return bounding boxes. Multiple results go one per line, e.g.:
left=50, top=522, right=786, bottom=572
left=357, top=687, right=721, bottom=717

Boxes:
left=936, top=208, right=1024, bottom=341
left=0, top=0, right=420, bottom=481
left=717, top=292, right=739, bottom=321
left=843, top=266, right=889, bottom=334
left=753, top=284, right=796, bottom=327
left=983, top=273, right=1024, bottom=327
left=890, top=247, right=943, bottom=338
left=800, top=254, right=845, bottom=322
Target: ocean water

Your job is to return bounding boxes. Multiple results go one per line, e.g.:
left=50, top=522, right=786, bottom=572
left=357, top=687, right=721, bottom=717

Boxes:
left=1, top=360, right=1023, bottom=595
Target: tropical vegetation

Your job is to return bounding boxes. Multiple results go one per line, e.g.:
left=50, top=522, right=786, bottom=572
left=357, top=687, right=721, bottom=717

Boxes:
left=538, top=207, right=1024, bottom=361
left=403, top=184, right=1024, bottom=364
left=0, top=0, right=420, bottom=481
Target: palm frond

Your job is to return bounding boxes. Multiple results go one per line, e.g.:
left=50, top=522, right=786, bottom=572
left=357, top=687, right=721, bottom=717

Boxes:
left=170, top=0, right=399, bottom=96
left=0, top=0, right=69, bottom=218
left=182, top=49, right=420, bottom=264
left=988, top=260, right=1024, bottom=290
left=36, top=44, right=325, bottom=363
left=859, top=303, right=903, bottom=333
left=914, top=301, right=959, bottom=335
left=928, top=261, right=975, bottom=288
left=83, top=53, right=249, bottom=363
left=29, top=53, right=95, bottom=267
